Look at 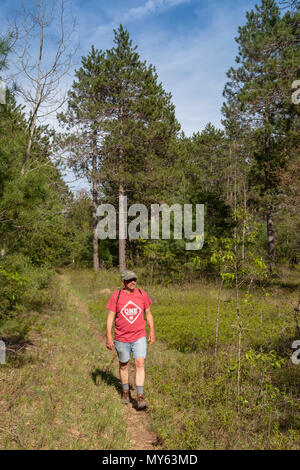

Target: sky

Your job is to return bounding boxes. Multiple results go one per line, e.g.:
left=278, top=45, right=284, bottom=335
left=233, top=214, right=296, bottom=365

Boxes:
left=0, top=0, right=266, bottom=191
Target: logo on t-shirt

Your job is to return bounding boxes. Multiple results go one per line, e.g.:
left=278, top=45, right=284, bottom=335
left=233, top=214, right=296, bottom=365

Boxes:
left=120, top=301, right=142, bottom=325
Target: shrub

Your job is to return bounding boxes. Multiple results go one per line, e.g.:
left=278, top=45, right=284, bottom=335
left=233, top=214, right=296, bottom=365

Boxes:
left=0, top=254, right=54, bottom=340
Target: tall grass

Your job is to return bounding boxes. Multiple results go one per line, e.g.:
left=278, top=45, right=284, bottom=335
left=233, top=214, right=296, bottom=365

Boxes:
left=66, top=268, right=300, bottom=449
left=0, top=275, right=130, bottom=449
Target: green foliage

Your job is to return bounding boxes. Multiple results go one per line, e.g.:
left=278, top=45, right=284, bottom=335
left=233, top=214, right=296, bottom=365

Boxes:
left=101, top=25, right=180, bottom=193
left=0, top=254, right=54, bottom=340
left=67, top=269, right=300, bottom=450
left=0, top=267, right=28, bottom=318
left=222, top=0, right=300, bottom=272
left=0, top=32, right=13, bottom=72
left=0, top=90, right=76, bottom=269
left=0, top=86, right=79, bottom=337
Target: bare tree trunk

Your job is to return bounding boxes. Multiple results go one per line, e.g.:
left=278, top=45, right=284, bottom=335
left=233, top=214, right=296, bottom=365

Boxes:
left=242, top=179, right=247, bottom=261
left=226, top=146, right=232, bottom=204
left=234, top=145, right=237, bottom=242
left=22, top=111, right=39, bottom=174
left=15, top=0, right=76, bottom=175
left=235, top=268, right=242, bottom=411
left=266, top=210, right=275, bottom=275
left=264, top=108, right=275, bottom=275
left=294, top=300, right=300, bottom=336
left=118, top=102, right=126, bottom=272
left=119, top=184, right=126, bottom=272
left=92, top=128, right=99, bottom=272
left=214, top=278, right=224, bottom=357
left=21, top=1, right=43, bottom=175
left=226, top=174, right=230, bottom=203
left=233, top=143, right=242, bottom=410
left=134, top=242, right=139, bottom=266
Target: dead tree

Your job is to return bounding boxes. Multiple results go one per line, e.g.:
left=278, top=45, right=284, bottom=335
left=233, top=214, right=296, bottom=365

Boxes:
left=11, top=0, right=77, bottom=174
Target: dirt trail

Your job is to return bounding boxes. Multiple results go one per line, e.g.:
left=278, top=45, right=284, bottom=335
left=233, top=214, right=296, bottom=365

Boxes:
left=60, top=274, right=162, bottom=451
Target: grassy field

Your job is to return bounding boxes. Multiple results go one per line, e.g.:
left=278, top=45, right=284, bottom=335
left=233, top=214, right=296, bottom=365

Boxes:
left=0, top=274, right=130, bottom=450
left=66, top=268, right=300, bottom=449
left=1, top=267, right=299, bottom=449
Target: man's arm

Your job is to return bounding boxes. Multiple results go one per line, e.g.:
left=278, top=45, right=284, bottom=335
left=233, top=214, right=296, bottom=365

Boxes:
left=106, top=310, right=116, bottom=350
left=145, top=307, right=155, bottom=344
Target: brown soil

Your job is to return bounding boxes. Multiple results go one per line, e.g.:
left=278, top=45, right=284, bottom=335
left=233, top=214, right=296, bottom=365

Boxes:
left=60, top=274, right=162, bottom=451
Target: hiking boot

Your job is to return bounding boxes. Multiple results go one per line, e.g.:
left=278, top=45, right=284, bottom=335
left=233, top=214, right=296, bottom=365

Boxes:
left=136, top=394, right=147, bottom=410
left=121, top=390, right=130, bottom=404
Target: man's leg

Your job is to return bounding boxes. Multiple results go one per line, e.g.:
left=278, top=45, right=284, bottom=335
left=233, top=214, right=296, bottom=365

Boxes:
left=119, top=361, right=129, bottom=385
left=132, top=337, right=147, bottom=409
left=134, top=357, right=146, bottom=409
left=135, top=357, right=145, bottom=387
left=114, top=340, right=131, bottom=404
left=132, top=337, right=147, bottom=388
left=119, top=361, right=131, bottom=403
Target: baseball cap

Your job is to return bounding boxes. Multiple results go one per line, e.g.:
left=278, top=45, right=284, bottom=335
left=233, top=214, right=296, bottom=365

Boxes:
left=121, top=270, right=137, bottom=281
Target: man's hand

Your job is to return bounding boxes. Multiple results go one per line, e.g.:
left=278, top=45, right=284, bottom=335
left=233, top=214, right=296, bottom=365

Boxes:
left=148, top=330, right=155, bottom=345
left=106, top=336, right=114, bottom=350
left=106, top=310, right=116, bottom=350
left=145, top=307, right=155, bottom=345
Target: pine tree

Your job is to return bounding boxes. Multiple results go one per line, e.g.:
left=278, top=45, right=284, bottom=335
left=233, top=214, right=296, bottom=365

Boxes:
left=101, top=25, right=179, bottom=271
left=223, top=0, right=300, bottom=274
left=0, top=33, right=12, bottom=72
left=57, top=46, right=109, bottom=271
left=0, top=90, right=72, bottom=266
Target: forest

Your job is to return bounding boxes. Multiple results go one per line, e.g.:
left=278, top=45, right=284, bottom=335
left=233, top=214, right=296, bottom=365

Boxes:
left=0, top=0, right=299, bottom=451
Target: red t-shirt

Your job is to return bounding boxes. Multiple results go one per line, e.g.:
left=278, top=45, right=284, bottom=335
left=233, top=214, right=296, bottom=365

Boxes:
left=106, top=288, right=152, bottom=343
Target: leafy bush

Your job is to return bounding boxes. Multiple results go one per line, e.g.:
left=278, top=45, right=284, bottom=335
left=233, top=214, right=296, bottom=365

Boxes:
left=0, top=254, right=54, bottom=340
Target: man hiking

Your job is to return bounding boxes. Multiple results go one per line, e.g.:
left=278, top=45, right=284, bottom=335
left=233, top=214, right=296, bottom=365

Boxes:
left=106, top=270, right=155, bottom=410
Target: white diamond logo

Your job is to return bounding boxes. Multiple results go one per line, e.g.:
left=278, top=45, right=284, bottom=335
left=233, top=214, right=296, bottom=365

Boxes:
left=120, top=301, right=142, bottom=325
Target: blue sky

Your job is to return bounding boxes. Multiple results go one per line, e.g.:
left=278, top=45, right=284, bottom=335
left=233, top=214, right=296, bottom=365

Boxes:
left=1, top=0, right=265, bottom=190
left=68, top=0, right=259, bottom=135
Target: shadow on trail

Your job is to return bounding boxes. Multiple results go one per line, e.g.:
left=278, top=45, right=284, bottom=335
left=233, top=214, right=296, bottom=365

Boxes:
left=91, top=368, right=121, bottom=393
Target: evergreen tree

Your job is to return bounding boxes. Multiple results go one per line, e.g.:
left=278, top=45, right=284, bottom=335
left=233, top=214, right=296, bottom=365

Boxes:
left=0, top=91, right=72, bottom=266
left=57, top=46, right=109, bottom=271
left=102, top=25, right=180, bottom=271
left=223, top=0, right=300, bottom=274
left=180, top=124, right=234, bottom=241
left=0, top=33, right=12, bottom=72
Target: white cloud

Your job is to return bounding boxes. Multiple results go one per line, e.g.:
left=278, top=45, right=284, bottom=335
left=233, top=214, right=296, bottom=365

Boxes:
left=133, top=0, right=258, bottom=136
left=123, top=0, right=193, bottom=22
left=0, top=0, right=257, bottom=191
left=94, top=0, right=193, bottom=38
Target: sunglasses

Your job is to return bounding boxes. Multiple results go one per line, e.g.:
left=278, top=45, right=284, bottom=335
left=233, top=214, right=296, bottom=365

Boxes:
left=125, top=278, right=136, bottom=283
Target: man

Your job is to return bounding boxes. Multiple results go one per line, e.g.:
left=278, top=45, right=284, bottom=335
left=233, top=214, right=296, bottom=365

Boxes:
left=106, top=270, right=155, bottom=410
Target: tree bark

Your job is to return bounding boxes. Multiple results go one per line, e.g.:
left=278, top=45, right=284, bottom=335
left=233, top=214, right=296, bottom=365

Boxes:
left=264, top=108, right=275, bottom=275
left=118, top=102, right=126, bottom=272
left=266, top=210, right=275, bottom=274
left=235, top=264, right=242, bottom=411
left=214, top=277, right=224, bottom=357
left=21, top=1, right=43, bottom=175
left=92, top=128, right=99, bottom=272
left=119, top=184, right=126, bottom=272
left=242, top=179, right=247, bottom=261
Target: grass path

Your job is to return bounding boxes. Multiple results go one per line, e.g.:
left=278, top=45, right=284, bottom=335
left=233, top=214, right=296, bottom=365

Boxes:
left=0, top=274, right=161, bottom=450
left=60, top=274, right=162, bottom=451
left=2, top=268, right=298, bottom=449
left=64, top=268, right=300, bottom=450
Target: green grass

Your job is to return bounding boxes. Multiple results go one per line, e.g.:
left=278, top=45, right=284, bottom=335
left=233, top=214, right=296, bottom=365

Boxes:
left=65, top=268, right=300, bottom=450
left=64, top=268, right=299, bottom=354
left=0, top=274, right=130, bottom=450
left=2, top=267, right=298, bottom=449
